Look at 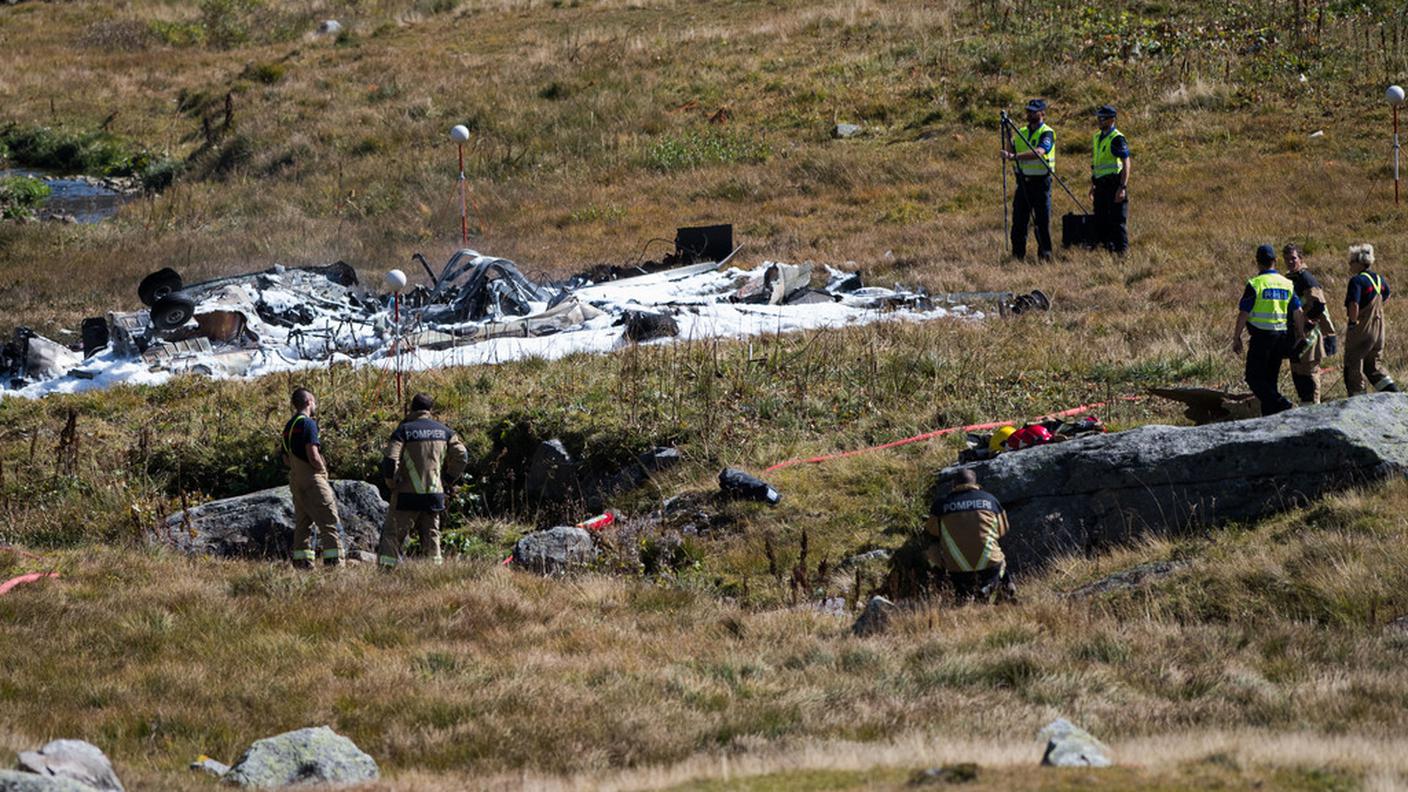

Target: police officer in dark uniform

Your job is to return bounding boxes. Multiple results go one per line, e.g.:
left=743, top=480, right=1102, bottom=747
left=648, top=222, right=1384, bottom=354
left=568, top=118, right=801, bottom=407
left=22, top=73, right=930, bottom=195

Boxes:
left=1089, top=105, right=1130, bottom=254
left=1002, top=98, right=1056, bottom=262
left=1231, top=245, right=1307, bottom=416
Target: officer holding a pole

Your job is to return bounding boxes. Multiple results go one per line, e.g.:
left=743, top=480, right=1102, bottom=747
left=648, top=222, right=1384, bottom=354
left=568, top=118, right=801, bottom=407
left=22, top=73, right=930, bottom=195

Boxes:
left=1001, top=99, right=1056, bottom=262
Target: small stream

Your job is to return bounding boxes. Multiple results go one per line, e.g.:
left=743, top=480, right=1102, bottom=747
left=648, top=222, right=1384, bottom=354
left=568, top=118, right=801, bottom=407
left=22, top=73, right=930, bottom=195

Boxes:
left=0, top=167, right=133, bottom=223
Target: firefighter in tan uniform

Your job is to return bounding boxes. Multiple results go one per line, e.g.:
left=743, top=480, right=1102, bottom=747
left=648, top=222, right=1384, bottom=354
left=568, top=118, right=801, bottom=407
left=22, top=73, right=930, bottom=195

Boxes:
left=282, top=388, right=344, bottom=568
left=924, top=469, right=1014, bottom=602
left=1343, top=243, right=1399, bottom=396
left=1284, top=244, right=1338, bottom=405
left=377, top=393, right=470, bottom=568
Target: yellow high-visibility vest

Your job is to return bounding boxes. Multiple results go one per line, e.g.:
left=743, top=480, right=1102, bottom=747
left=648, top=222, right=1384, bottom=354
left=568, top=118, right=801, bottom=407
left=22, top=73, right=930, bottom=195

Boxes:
left=1092, top=129, right=1126, bottom=178
left=1012, top=122, right=1055, bottom=177
left=1247, top=271, right=1294, bottom=331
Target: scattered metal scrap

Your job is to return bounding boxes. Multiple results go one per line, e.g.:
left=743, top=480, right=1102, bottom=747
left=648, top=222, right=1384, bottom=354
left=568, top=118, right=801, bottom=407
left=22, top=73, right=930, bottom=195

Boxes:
left=2, top=223, right=1054, bottom=394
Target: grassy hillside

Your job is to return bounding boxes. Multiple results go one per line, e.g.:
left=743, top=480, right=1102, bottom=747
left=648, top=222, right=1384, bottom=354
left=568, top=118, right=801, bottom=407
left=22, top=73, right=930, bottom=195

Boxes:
left=3, top=0, right=1408, bottom=789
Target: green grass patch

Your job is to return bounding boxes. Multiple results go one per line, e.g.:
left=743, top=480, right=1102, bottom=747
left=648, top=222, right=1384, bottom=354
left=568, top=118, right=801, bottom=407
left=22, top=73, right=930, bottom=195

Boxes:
left=646, top=129, right=771, bottom=172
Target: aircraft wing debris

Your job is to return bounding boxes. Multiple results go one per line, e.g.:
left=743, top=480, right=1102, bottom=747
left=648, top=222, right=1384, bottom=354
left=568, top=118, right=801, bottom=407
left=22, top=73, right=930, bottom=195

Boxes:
left=3, top=242, right=1039, bottom=398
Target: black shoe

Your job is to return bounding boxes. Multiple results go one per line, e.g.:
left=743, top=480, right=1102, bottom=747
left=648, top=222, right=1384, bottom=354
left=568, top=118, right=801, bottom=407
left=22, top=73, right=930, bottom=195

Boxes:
left=1037, top=252, right=1053, bottom=262
left=292, top=559, right=313, bottom=570
left=323, top=558, right=344, bottom=568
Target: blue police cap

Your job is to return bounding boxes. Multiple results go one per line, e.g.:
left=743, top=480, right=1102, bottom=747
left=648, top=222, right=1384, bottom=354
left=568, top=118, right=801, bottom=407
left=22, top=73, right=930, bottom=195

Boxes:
left=1095, top=104, right=1117, bottom=118
left=1256, top=244, right=1277, bottom=265
left=1025, top=98, right=1047, bottom=113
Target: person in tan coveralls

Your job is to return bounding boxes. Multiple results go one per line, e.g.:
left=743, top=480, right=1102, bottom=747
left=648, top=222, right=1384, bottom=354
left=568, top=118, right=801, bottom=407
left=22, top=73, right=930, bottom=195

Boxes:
left=1343, top=243, right=1399, bottom=396
left=1284, top=244, right=1338, bottom=405
left=377, top=393, right=469, bottom=568
left=925, top=468, right=1015, bottom=603
left=282, top=388, right=344, bottom=568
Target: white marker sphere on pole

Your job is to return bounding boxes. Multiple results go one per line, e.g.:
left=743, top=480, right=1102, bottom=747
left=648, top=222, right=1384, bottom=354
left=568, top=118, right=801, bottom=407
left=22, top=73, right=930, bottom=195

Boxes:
left=1389, top=85, right=1406, bottom=106
left=384, top=268, right=408, bottom=293
left=450, top=125, right=471, bottom=142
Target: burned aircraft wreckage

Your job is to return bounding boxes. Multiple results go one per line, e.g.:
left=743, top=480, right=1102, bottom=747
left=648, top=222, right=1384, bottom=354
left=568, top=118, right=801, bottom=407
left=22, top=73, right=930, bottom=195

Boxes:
left=1, top=226, right=1050, bottom=395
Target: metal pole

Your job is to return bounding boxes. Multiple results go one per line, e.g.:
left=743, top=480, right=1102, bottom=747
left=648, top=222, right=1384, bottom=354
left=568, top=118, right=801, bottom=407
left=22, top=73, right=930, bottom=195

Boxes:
left=1395, top=104, right=1401, bottom=206
left=393, top=292, right=403, bottom=402
left=458, top=143, right=469, bottom=245
left=1001, top=112, right=1010, bottom=248
left=1005, top=114, right=1090, bottom=214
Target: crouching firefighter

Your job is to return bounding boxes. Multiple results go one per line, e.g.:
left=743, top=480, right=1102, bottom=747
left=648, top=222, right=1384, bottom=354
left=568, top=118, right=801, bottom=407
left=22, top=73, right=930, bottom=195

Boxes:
left=925, top=469, right=1015, bottom=603
left=283, top=388, right=345, bottom=568
left=377, top=393, right=469, bottom=568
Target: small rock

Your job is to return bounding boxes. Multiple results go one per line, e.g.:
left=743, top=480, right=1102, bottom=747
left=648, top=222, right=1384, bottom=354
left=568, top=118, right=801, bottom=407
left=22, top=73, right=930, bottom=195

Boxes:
left=832, top=123, right=862, bottom=139
left=840, top=548, right=892, bottom=569
left=16, top=740, right=123, bottom=792
left=512, top=526, right=597, bottom=574
left=1065, top=560, right=1189, bottom=598
left=316, top=19, right=342, bottom=35
left=638, top=446, right=682, bottom=473
left=718, top=468, right=780, bottom=505
left=0, top=770, right=98, bottom=792
left=813, top=597, right=848, bottom=617
left=525, top=439, right=578, bottom=504
left=1039, top=718, right=1113, bottom=768
left=188, top=757, right=229, bottom=778
left=909, top=763, right=979, bottom=785
left=851, top=595, right=897, bottom=637
left=223, top=726, right=378, bottom=789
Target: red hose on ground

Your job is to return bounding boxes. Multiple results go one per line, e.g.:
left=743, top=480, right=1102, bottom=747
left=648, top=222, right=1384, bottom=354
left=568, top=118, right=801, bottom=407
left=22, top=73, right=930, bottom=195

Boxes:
left=0, top=572, right=60, bottom=596
left=764, top=396, right=1141, bottom=473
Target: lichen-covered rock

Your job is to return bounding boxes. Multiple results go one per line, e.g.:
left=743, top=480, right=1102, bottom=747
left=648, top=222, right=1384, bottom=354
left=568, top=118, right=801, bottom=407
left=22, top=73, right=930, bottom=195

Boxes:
left=16, top=740, right=122, bottom=792
left=222, top=726, right=377, bottom=788
left=0, top=770, right=97, bottom=792
left=157, top=481, right=387, bottom=559
left=512, top=526, right=597, bottom=574
left=944, top=395, right=1408, bottom=570
left=1039, top=718, right=1112, bottom=768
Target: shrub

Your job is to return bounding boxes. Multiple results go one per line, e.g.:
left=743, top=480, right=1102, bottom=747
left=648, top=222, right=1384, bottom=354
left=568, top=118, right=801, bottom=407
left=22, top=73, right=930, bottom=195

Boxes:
left=245, top=61, right=286, bottom=85
left=0, top=125, right=150, bottom=176
left=140, top=158, right=184, bottom=192
left=0, top=176, right=52, bottom=220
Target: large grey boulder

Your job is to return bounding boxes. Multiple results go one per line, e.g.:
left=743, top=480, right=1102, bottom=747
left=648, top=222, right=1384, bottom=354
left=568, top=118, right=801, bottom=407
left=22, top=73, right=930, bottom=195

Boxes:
left=945, top=395, right=1408, bottom=570
left=16, top=740, right=121, bottom=792
left=0, top=770, right=98, bottom=792
left=157, top=481, right=387, bottom=559
left=222, top=726, right=377, bottom=788
left=1039, top=718, right=1112, bottom=767
left=512, top=525, right=597, bottom=574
